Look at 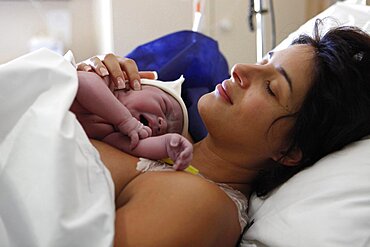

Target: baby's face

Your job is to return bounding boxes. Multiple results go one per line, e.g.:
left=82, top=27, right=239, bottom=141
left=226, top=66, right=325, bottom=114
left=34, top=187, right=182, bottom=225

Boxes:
left=123, top=85, right=183, bottom=136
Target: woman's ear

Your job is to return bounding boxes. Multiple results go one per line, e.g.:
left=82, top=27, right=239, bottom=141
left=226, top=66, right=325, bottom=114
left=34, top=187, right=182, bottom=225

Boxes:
left=272, top=147, right=302, bottom=166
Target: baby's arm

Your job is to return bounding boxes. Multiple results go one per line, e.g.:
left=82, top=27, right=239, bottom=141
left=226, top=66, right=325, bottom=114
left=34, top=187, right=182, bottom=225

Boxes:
left=76, top=71, right=151, bottom=148
left=103, top=133, right=193, bottom=170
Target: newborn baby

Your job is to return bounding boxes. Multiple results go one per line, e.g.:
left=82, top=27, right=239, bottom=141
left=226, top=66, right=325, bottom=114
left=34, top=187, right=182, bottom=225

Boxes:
left=70, top=71, right=192, bottom=170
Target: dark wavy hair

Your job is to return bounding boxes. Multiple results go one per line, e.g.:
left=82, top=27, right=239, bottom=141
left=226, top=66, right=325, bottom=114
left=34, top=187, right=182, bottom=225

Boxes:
left=253, top=19, right=370, bottom=197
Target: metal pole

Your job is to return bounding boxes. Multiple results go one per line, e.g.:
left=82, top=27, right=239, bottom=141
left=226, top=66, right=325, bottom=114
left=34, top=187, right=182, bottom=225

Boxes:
left=254, top=0, right=264, bottom=62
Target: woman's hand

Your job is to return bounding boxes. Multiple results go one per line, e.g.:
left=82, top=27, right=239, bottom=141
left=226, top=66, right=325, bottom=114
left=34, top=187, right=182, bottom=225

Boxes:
left=77, top=53, right=157, bottom=91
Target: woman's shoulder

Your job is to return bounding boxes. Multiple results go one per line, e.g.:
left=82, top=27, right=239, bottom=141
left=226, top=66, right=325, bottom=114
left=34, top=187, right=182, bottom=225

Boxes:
left=116, top=171, right=241, bottom=246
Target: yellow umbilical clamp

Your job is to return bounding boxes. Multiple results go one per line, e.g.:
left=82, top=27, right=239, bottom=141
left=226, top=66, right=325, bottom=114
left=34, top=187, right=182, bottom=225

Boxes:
left=160, top=158, right=199, bottom=175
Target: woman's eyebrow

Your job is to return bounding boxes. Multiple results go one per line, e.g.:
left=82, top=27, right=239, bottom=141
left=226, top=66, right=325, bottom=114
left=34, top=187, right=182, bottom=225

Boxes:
left=269, top=51, right=293, bottom=92
left=276, top=65, right=293, bottom=92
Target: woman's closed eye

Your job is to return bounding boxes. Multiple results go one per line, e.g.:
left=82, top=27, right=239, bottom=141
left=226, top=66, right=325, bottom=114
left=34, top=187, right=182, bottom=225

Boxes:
left=265, top=81, right=276, bottom=96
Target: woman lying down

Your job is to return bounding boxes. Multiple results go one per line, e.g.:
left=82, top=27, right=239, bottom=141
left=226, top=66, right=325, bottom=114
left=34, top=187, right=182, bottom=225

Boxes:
left=1, top=20, right=370, bottom=246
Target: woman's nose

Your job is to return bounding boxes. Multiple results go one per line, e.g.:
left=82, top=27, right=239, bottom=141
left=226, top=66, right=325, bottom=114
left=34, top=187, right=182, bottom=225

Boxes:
left=231, top=63, right=261, bottom=88
left=156, top=117, right=167, bottom=135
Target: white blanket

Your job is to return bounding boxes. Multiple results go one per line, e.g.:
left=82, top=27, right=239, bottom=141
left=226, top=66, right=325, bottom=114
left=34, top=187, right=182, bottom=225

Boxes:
left=0, top=48, right=115, bottom=247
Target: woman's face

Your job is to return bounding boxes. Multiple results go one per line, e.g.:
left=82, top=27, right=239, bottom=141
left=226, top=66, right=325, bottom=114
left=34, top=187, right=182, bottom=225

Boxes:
left=198, top=44, right=315, bottom=164
left=121, top=86, right=183, bottom=136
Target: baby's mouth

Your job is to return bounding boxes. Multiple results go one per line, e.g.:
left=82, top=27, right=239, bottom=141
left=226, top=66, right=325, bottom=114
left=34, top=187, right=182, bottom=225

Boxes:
left=139, top=114, right=149, bottom=127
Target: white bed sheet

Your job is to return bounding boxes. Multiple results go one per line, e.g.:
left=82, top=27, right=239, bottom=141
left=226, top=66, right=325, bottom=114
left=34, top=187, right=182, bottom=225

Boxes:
left=0, top=48, right=115, bottom=247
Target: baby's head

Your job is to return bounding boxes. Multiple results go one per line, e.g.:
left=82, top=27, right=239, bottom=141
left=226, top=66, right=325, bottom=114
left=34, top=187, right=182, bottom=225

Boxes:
left=123, top=76, right=188, bottom=136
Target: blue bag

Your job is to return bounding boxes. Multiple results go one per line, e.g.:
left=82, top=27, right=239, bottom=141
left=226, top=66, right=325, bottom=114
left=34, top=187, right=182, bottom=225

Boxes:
left=126, top=30, right=230, bottom=142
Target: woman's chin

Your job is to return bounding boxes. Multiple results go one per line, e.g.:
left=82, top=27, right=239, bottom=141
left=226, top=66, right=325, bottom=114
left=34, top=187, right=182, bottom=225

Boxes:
left=198, top=93, right=223, bottom=133
left=197, top=93, right=212, bottom=116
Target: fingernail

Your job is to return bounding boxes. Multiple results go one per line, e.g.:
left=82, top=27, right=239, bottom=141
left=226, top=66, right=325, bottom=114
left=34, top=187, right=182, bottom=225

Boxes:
left=170, top=139, right=178, bottom=147
left=84, top=65, right=92, bottom=72
left=100, top=67, right=109, bottom=76
left=152, top=71, right=158, bottom=80
left=133, top=80, right=141, bottom=90
left=117, top=77, right=126, bottom=89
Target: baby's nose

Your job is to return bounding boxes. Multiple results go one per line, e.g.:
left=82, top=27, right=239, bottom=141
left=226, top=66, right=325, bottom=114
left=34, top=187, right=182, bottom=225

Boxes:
left=156, top=117, right=167, bottom=135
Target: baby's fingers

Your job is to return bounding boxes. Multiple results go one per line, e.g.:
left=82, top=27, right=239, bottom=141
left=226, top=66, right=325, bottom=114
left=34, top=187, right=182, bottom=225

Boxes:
left=138, top=126, right=152, bottom=139
left=169, top=135, right=181, bottom=148
left=128, top=132, right=139, bottom=150
left=173, top=139, right=193, bottom=170
left=173, top=151, right=193, bottom=171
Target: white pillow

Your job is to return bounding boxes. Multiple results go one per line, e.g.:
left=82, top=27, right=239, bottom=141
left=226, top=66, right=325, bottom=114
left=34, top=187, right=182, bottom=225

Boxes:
left=243, top=137, right=370, bottom=246
left=272, top=2, right=370, bottom=52
left=241, top=2, right=370, bottom=246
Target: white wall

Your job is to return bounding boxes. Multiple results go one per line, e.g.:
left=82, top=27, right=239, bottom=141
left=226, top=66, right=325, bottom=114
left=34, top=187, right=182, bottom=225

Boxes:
left=0, top=0, right=321, bottom=66
left=110, top=0, right=308, bottom=67
left=110, top=0, right=193, bottom=57
left=0, top=0, right=97, bottom=63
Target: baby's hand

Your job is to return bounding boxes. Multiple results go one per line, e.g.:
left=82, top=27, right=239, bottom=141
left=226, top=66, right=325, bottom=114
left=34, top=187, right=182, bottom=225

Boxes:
left=117, top=117, right=152, bottom=149
left=165, top=134, right=193, bottom=170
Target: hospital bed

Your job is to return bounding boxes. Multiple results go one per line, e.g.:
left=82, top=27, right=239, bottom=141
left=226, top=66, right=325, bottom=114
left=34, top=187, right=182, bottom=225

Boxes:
left=0, top=1, right=369, bottom=247
left=242, top=1, right=370, bottom=246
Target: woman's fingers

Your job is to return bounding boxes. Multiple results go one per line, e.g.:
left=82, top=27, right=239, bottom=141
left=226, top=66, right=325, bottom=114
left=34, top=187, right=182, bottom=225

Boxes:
left=77, top=56, right=109, bottom=76
left=76, top=62, right=93, bottom=72
left=77, top=54, right=158, bottom=91
left=89, top=56, right=110, bottom=77
left=103, top=54, right=127, bottom=89
left=116, top=57, right=142, bottom=90
left=139, top=71, right=158, bottom=80
left=102, top=54, right=142, bottom=90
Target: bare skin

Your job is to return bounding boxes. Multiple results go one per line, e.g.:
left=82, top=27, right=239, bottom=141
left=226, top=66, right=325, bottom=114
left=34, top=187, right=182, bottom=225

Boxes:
left=84, top=44, right=315, bottom=246
left=91, top=140, right=241, bottom=247
left=72, top=71, right=192, bottom=170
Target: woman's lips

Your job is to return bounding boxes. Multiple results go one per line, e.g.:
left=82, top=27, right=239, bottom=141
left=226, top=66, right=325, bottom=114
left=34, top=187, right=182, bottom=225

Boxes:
left=216, top=82, right=233, bottom=105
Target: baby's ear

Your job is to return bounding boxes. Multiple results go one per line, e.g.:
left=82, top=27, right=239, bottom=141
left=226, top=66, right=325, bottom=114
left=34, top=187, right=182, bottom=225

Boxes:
left=272, top=147, right=302, bottom=166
